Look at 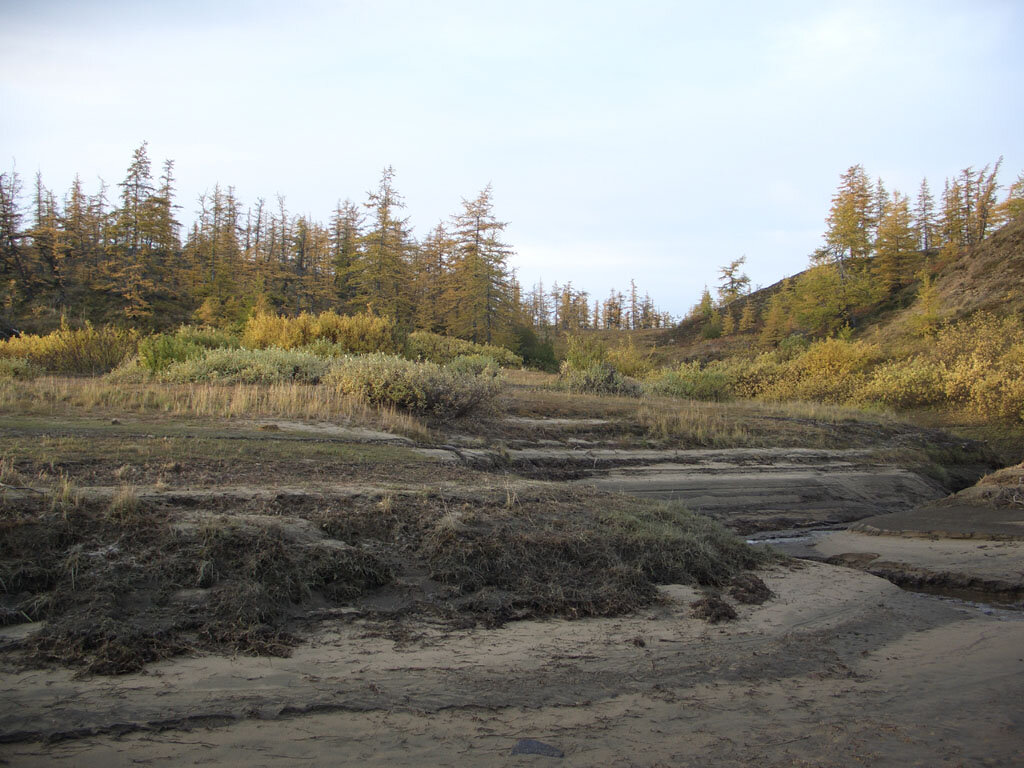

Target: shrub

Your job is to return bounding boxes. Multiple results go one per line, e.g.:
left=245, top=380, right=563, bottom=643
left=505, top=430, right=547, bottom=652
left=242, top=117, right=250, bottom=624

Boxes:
left=510, top=325, right=558, bottom=371
left=606, top=338, right=655, bottom=378
left=175, top=325, right=240, bottom=350
left=242, top=311, right=401, bottom=355
left=139, top=335, right=203, bottom=374
left=644, top=361, right=732, bottom=401
left=138, top=326, right=241, bottom=374
left=0, top=357, right=43, bottom=380
left=560, top=361, right=642, bottom=397
left=157, top=348, right=331, bottom=384
left=856, top=359, right=944, bottom=410
left=563, top=334, right=607, bottom=371
left=404, top=331, right=522, bottom=368
left=0, top=324, right=138, bottom=375
left=324, top=354, right=500, bottom=417
left=447, top=354, right=500, bottom=378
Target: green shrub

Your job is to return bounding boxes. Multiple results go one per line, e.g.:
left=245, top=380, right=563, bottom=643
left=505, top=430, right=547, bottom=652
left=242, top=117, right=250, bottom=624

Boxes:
left=324, top=354, right=500, bottom=417
left=560, top=361, right=642, bottom=397
left=510, top=325, right=557, bottom=371
left=175, top=325, right=240, bottom=350
left=138, top=326, right=242, bottom=374
left=0, top=357, right=43, bottom=380
left=139, top=335, right=203, bottom=374
left=563, top=334, right=607, bottom=371
left=157, top=348, right=331, bottom=384
left=0, top=325, right=138, bottom=375
left=404, top=331, right=522, bottom=368
left=644, top=361, right=733, bottom=401
left=447, top=354, right=500, bottom=378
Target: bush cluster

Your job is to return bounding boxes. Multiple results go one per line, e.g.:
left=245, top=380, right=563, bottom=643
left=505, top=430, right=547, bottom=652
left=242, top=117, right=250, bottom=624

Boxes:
left=324, top=353, right=500, bottom=417
left=639, top=313, right=1024, bottom=422
left=644, top=361, right=732, bottom=401
left=156, top=348, right=331, bottom=384
left=560, top=361, right=642, bottom=397
left=0, top=324, right=138, bottom=375
left=138, top=326, right=241, bottom=373
left=0, top=357, right=44, bottom=381
left=446, top=354, right=501, bottom=378
left=404, top=331, right=522, bottom=368
left=242, top=311, right=401, bottom=355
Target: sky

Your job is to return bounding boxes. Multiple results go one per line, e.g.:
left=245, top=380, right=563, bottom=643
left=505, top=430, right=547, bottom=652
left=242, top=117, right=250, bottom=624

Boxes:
left=1, top=0, right=1021, bottom=318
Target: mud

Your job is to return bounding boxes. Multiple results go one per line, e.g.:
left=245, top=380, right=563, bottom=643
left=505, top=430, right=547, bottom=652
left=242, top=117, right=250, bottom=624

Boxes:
left=3, top=563, right=1023, bottom=766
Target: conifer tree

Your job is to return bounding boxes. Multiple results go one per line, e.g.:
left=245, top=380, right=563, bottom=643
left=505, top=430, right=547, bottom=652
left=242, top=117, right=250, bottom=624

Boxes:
left=717, top=256, right=750, bottom=305
left=329, top=199, right=362, bottom=311
left=413, top=222, right=453, bottom=332
left=874, top=191, right=919, bottom=290
left=738, top=300, right=756, bottom=332
left=992, top=171, right=1024, bottom=228
left=355, top=167, right=412, bottom=321
left=721, top=309, right=736, bottom=335
left=446, top=184, right=513, bottom=343
left=107, top=143, right=159, bottom=320
left=914, top=178, right=937, bottom=252
left=822, top=165, right=875, bottom=271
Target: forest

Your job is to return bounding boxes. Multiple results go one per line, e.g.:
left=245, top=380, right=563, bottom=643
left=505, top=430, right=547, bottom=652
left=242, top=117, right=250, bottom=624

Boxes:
left=0, top=144, right=672, bottom=351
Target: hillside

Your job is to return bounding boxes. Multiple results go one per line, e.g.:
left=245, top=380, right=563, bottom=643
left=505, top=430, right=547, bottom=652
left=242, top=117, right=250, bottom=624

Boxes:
left=662, top=216, right=1024, bottom=361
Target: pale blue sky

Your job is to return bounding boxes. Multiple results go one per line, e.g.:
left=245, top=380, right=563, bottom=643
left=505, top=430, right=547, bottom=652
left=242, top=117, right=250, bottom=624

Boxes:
left=2, top=0, right=1021, bottom=316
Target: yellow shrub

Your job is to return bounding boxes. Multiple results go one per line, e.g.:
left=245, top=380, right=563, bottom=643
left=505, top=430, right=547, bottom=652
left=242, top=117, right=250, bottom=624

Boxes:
left=242, top=311, right=400, bottom=354
left=606, top=338, right=654, bottom=378
left=856, top=359, right=944, bottom=409
left=0, top=325, right=138, bottom=374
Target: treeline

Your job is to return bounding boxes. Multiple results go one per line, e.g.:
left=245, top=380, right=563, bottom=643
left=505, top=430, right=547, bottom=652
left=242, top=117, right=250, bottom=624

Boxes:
left=688, top=160, right=1024, bottom=343
left=0, top=143, right=671, bottom=348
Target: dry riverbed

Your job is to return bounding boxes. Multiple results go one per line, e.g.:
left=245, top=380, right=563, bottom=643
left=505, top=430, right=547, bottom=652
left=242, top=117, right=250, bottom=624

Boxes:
left=2, top=384, right=1021, bottom=766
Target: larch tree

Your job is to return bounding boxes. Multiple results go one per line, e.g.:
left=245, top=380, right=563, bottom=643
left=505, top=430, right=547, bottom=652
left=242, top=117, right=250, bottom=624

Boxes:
left=914, top=178, right=937, bottom=253
left=355, top=167, right=413, bottom=321
left=446, top=184, right=514, bottom=343
left=822, top=164, right=875, bottom=273
left=874, top=191, right=919, bottom=290
left=329, top=199, right=362, bottom=312
left=107, top=143, right=159, bottom=321
left=717, top=256, right=751, bottom=305
left=413, top=222, right=454, bottom=332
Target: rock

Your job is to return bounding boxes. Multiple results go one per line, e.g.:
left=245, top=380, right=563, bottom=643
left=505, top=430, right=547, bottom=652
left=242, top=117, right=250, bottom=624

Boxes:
left=511, top=738, right=565, bottom=758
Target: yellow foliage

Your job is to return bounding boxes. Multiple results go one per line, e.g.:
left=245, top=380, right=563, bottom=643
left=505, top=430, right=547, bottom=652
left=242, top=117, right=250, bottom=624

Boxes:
left=241, top=310, right=400, bottom=354
left=0, top=324, right=138, bottom=374
left=606, top=337, right=654, bottom=378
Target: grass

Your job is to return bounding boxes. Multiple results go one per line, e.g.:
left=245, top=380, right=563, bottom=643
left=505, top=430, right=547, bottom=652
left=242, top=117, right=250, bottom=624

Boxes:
left=0, top=363, right=998, bottom=677
left=0, top=376, right=429, bottom=440
left=1, top=472, right=766, bottom=673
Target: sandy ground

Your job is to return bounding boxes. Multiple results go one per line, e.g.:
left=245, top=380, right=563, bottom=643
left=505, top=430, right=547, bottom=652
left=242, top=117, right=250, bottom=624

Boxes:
left=2, top=562, right=1022, bottom=767
left=807, top=530, right=1024, bottom=585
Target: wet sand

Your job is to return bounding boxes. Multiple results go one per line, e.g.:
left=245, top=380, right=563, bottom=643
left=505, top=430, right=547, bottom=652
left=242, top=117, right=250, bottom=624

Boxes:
left=3, top=562, right=1022, bottom=767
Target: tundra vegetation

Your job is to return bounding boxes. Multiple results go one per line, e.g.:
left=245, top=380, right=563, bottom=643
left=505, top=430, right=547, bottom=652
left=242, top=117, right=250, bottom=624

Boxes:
left=0, top=148, right=1022, bottom=676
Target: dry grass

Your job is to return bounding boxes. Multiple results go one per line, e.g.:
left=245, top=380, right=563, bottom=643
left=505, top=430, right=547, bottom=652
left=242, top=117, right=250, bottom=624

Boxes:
left=637, top=399, right=753, bottom=447
left=0, top=377, right=428, bottom=440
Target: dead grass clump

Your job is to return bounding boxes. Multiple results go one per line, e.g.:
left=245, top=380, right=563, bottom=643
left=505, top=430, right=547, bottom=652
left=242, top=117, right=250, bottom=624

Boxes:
left=106, top=485, right=141, bottom=521
left=728, top=573, right=774, bottom=605
left=423, top=495, right=765, bottom=622
left=48, top=474, right=82, bottom=515
left=637, top=400, right=752, bottom=447
left=690, top=593, right=738, bottom=623
left=2, top=500, right=392, bottom=674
